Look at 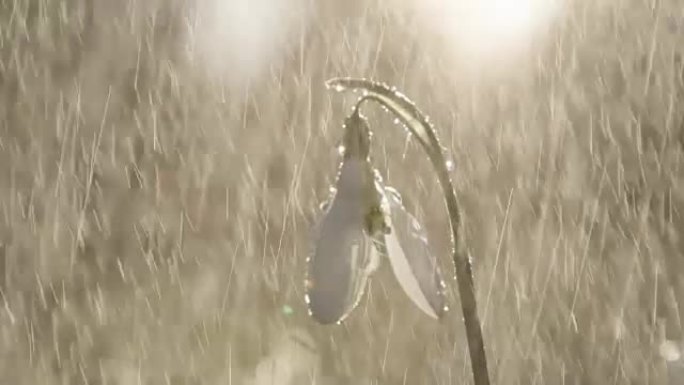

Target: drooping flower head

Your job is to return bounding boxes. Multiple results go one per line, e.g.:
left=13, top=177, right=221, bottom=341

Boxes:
left=321, top=78, right=490, bottom=385
left=306, top=108, right=446, bottom=324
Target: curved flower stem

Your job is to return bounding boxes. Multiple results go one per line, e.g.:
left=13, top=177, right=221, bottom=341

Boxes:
left=327, top=78, right=491, bottom=385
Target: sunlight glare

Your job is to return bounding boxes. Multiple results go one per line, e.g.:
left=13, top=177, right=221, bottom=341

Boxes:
left=192, top=0, right=307, bottom=84
left=478, top=0, right=536, bottom=37
left=426, top=0, right=560, bottom=59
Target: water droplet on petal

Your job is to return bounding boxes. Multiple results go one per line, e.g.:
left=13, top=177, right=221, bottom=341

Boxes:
left=384, top=186, right=402, bottom=203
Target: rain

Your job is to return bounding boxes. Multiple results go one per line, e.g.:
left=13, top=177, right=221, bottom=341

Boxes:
left=0, top=0, right=683, bottom=384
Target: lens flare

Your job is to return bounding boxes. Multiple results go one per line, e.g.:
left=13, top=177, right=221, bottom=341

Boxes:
left=473, top=0, right=538, bottom=38
left=192, top=0, right=308, bottom=83
left=423, top=0, right=561, bottom=59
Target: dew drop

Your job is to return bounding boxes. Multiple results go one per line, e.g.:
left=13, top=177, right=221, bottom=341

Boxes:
left=384, top=186, right=402, bottom=203
left=304, top=294, right=311, bottom=304
left=333, top=84, right=345, bottom=92
left=337, top=145, right=346, bottom=155
left=443, top=305, right=450, bottom=312
left=393, top=118, right=401, bottom=125
left=446, top=159, right=455, bottom=171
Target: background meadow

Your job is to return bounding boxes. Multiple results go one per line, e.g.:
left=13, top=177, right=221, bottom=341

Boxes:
left=0, top=0, right=683, bottom=383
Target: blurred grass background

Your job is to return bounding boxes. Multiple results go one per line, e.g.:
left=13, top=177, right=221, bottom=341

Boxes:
left=0, top=0, right=683, bottom=383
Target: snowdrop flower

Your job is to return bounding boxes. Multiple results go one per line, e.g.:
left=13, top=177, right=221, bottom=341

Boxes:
left=305, top=109, right=446, bottom=324
left=322, top=77, right=491, bottom=385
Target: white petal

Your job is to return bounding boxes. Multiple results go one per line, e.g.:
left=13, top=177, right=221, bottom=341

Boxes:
left=381, top=187, right=446, bottom=319
left=307, top=159, right=378, bottom=324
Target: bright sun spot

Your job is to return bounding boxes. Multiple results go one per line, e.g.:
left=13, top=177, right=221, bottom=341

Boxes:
left=425, top=0, right=561, bottom=59
left=192, top=0, right=308, bottom=84
left=476, top=0, right=536, bottom=37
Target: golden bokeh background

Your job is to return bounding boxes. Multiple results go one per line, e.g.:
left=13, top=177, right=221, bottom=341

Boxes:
left=0, top=0, right=683, bottom=383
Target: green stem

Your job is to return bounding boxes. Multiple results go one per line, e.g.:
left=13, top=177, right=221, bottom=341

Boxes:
left=327, top=78, right=491, bottom=385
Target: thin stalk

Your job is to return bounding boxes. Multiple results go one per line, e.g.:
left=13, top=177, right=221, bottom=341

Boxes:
left=326, top=78, right=491, bottom=385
